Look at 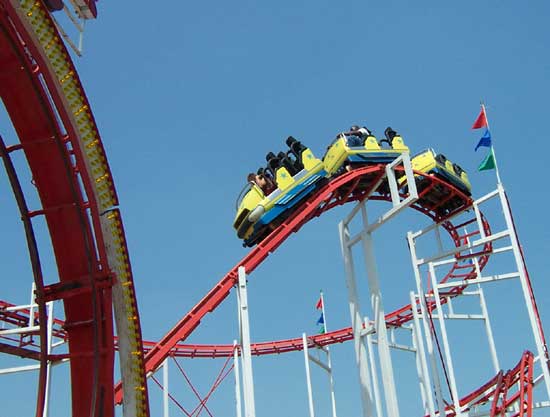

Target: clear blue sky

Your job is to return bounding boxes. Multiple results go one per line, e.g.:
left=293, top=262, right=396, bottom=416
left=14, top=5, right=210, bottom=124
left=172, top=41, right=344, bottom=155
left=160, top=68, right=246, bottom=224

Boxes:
left=1, top=1, right=550, bottom=416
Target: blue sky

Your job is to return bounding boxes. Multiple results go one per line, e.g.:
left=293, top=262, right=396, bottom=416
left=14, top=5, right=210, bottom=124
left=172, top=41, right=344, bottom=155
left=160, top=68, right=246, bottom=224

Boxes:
left=1, top=1, right=550, bottom=416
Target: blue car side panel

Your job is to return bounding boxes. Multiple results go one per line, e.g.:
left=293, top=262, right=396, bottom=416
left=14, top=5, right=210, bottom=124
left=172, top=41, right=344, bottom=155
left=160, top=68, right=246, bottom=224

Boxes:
left=260, top=172, right=325, bottom=224
left=244, top=171, right=326, bottom=245
left=348, top=152, right=399, bottom=164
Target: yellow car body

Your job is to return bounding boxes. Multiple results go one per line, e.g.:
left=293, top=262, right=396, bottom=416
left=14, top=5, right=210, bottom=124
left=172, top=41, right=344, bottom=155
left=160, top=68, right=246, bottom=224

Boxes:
left=410, top=148, right=471, bottom=195
left=323, top=134, right=409, bottom=175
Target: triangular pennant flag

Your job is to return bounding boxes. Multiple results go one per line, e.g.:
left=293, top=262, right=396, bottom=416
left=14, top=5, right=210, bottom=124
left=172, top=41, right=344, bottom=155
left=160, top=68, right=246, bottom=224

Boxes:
left=316, top=313, right=324, bottom=325
left=318, top=325, right=326, bottom=334
left=472, top=107, right=488, bottom=129
left=475, top=129, right=492, bottom=151
left=478, top=149, right=496, bottom=171
left=315, top=297, right=323, bottom=310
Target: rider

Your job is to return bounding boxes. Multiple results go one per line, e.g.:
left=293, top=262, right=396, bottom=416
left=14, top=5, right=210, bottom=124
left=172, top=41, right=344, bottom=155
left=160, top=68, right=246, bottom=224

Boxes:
left=342, top=125, right=372, bottom=146
left=247, top=171, right=275, bottom=196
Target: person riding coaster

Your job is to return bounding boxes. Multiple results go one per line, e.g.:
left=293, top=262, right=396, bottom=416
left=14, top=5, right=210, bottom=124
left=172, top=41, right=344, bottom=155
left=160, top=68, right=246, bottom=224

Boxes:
left=234, top=138, right=326, bottom=247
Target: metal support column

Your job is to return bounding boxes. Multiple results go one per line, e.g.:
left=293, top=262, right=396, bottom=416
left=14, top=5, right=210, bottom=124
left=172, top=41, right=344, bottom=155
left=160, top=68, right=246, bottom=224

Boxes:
left=409, top=292, right=435, bottom=417
left=43, top=302, right=54, bottom=417
left=339, top=222, right=375, bottom=417
left=302, top=334, right=338, bottom=417
left=365, top=318, right=383, bottom=417
left=498, top=183, right=550, bottom=399
left=407, top=232, right=446, bottom=415
left=162, top=358, right=169, bottom=417
left=303, top=334, right=316, bottom=417
left=326, top=345, right=338, bottom=417
left=360, top=206, right=400, bottom=417
left=237, top=266, right=256, bottom=417
left=233, top=341, right=242, bottom=417
left=336, top=153, right=417, bottom=417
left=466, top=228, right=501, bottom=375
left=28, top=282, right=36, bottom=328
left=428, top=264, right=464, bottom=416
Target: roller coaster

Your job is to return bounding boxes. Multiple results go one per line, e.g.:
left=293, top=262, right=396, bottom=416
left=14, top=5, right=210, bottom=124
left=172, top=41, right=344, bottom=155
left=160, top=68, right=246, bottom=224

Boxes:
left=0, top=2, right=548, bottom=417
left=233, top=129, right=471, bottom=247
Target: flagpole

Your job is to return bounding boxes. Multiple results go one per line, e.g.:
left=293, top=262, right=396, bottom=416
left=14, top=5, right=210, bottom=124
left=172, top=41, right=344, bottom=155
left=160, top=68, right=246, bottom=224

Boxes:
left=481, top=103, right=503, bottom=185
left=319, top=291, right=338, bottom=417
left=320, top=290, right=327, bottom=332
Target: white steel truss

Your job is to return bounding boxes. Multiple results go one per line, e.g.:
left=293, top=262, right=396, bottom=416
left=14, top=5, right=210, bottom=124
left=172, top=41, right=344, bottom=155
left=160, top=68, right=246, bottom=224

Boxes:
left=235, top=266, right=257, bottom=417
left=0, top=284, right=68, bottom=417
left=338, top=152, right=418, bottom=417
left=407, top=183, right=550, bottom=416
left=338, top=159, right=550, bottom=417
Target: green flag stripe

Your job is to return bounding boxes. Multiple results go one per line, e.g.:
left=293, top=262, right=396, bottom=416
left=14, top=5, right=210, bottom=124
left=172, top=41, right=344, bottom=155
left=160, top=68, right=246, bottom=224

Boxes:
left=478, top=149, right=496, bottom=171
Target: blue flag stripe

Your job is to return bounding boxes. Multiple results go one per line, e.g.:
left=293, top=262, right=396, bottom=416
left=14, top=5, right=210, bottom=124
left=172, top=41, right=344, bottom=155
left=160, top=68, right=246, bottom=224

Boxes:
left=475, top=129, right=492, bottom=151
left=316, top=313, right=324, bottom=325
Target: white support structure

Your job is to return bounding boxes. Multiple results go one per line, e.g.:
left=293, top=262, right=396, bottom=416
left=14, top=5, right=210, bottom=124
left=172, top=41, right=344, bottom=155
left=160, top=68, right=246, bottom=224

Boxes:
left=427, top=263, right=464, bottom=416
left=339, top=221, right=376, bottom=417
left=43, top=301, right=54, bottom=417
left=365, top=317, right=383, bottom=417
left=409, top=292, right=436, bottom=417
left=29, top=282, right=36, bottom=328
left=162, top=358, right=169, bottom=417
left=303, top=334, right=316, bottom=417
left=360, top=206, right=400, bottom=417
left=233, top=341, right=243, bottom=417
left=338, top=153, right=418, bottom=417
left=405, top=184, right=550, bottom=416
left=236, top=266, right=256, bottom=417
left=0, top=285, right=67, bottom=417
left=466, top=229, right=500, bottom=375
left=497, top=183, right=550, bottom=399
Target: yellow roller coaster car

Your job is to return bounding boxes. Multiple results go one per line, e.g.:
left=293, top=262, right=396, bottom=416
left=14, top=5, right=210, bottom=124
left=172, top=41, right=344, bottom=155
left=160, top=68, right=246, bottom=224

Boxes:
left=409, top=148, right=471, bottom=196
left=323, top=133, right=409, bottom=175
left=235, top=132, right=473, bottom=245
left=234, top=146, right=326, bottom=247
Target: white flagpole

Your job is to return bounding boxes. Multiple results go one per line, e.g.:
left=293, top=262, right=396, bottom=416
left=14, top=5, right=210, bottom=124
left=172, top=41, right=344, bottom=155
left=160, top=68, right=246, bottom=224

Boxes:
left=319, top=291, right=338, bottom=417
left=481, top=102, right=502, bottom=185
left=320, top=291, right=327, bottom=332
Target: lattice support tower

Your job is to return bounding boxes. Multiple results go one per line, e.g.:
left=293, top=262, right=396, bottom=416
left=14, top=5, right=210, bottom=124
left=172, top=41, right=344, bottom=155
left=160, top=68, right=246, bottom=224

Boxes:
left=407, top=183, right=550, bottom=416
left=338, top=153, right=418, bottom=417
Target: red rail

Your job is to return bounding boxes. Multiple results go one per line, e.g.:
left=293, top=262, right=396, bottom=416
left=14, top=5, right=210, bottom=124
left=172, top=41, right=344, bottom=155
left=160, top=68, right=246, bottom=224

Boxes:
left=432, top=351, right=535, bottom=417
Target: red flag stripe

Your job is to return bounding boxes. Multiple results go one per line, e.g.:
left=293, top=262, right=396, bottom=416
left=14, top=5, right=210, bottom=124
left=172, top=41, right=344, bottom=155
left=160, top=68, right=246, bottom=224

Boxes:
left=472, top=107, right=488, bottom=129
left=315, top=297, right=323, bottom=309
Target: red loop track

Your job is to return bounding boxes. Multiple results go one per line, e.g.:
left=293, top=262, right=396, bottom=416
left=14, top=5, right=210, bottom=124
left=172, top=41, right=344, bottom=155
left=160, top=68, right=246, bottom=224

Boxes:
left=0, top=2, right=148, bottom=416
left=0, top=12, right=113, bottom=417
